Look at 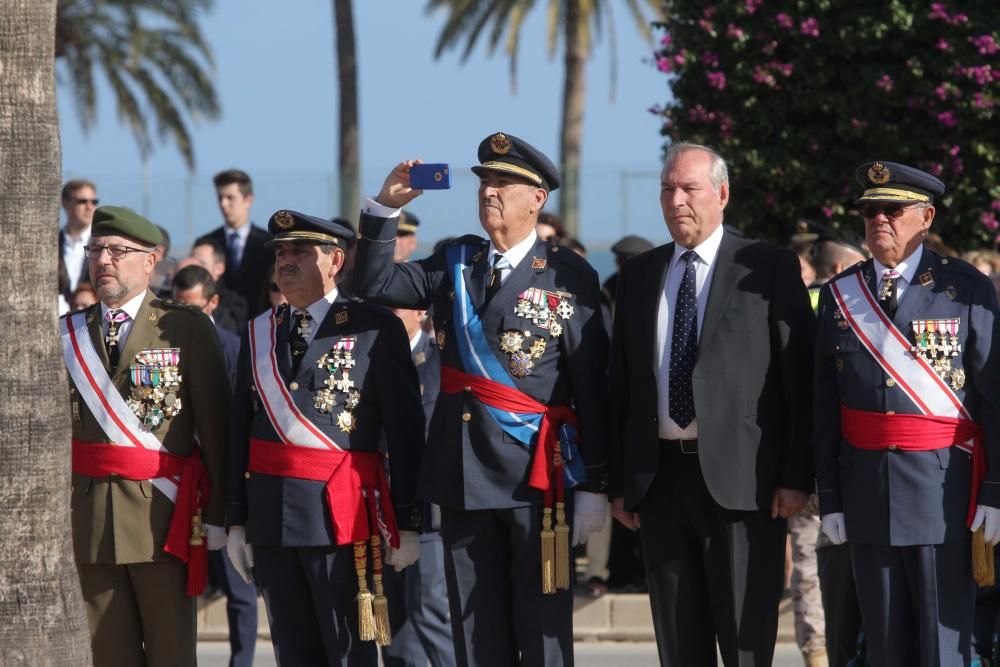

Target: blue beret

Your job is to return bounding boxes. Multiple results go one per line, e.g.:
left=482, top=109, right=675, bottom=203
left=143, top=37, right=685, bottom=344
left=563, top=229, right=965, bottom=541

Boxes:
left=471, top=132, right=560, bottom=191
left=266, top=210, right=354, bottom=247
left=855, top=161, right=945, bottom=205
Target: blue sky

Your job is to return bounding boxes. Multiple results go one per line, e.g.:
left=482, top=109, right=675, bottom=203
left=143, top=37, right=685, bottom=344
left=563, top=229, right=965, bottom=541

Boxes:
left=58, top=0, right=669, bottom=259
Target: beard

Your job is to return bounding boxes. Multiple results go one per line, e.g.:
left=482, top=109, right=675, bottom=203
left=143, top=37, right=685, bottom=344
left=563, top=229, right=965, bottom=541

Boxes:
left=95, top=275, right=132, bottom=304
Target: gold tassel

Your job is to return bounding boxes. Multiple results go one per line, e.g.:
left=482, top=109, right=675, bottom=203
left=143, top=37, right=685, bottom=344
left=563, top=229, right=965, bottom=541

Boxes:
left=973, top=527, right=995, bottom=587
left=554, top=501, right=570, bottom=590
left=370, top=533, right=392, bottom=646
left=541, top=507, right=555, bottom=594
left=353, top=541, right=376, bottom=641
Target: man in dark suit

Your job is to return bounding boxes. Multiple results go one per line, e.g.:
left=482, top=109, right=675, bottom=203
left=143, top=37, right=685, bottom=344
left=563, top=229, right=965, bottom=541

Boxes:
left=171, top=265, right=257, bottom=667
left=226, top=211, right=425, bottom=666
left=188, top=238, right=250, bottom=335
left=354, top=133, right=610, bottom=666
left=814, top=161, right=1000, bottom=665
left=63, top=207, right=230, bottom=666
left=197, top=169, right=274, bottom=317
left=609, top=142, right=815, bottom=666
left=59, top=178, right=98, bottom=302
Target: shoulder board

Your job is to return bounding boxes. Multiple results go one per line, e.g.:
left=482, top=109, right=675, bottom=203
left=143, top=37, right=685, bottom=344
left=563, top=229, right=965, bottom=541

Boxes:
left=546, top=242, right=597, bottom=274
left=936, top=254, right=982, bottom=278
left=155, top=298, right=201, bottom=313
left=445, top=234, right=489, bottom=248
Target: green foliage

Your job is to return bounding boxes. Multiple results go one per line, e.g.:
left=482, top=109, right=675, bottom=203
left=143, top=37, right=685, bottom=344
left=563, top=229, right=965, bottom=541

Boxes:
left=653, top=0, right=1000, bottom=249
left=56, top=0, right=219, bottom=169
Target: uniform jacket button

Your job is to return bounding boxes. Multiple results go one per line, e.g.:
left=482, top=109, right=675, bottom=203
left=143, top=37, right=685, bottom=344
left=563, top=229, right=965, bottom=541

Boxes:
left=885, top=378, right=896, bottom=388
left=462, top=412, right=472, bottom=422
left=244, top=472, right=251, bottom=479
left=289, top=381, right=299, bottom=391
left=888, top=444, right=898, bottom=451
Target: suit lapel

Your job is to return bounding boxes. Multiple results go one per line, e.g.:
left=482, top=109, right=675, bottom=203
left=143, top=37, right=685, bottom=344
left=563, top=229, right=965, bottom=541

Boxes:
left=272, top=306, right=293, bottom=382
left=85, top=304, right=111, bottom=372
left=115, top=291, right=159, bottom=380
left=697, top=233, right=739, bottom=355
left=463, top=245, right=489, bottom=312
left=893, top=250, right=936, bottom=330
left=643, top=245, right=674, bottom=377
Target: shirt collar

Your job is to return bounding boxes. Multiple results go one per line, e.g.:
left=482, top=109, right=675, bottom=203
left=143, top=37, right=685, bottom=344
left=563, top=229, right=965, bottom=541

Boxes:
left=488, top=229, right=538, bottom=271
left=873, top=244, right=923, bottom=285
left=227, top=222, right=252, bottom=243
left=101, top=290, right=146, bottom=322
left=670, top=223, right=724, bottom=270
left=410, top=329, right=423, bottom=352
left=63, top=225, right=91, bottom=247
left=298, top=287, right=339, bottom=325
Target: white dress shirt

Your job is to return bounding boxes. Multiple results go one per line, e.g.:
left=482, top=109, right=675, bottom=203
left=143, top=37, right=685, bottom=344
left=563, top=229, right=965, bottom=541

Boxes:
left=656, top=224, right=725, bottom=439
left=487, top=230, right=538, bottom=285
left=100, top=290, right=147, bottom=353
left=226, top=222, right=252, bottom=269
left=62, top=226, right=91, bottom=292
left=872, top=244, right=923, bottom=303
left=293, top=287, right=339, bottom=346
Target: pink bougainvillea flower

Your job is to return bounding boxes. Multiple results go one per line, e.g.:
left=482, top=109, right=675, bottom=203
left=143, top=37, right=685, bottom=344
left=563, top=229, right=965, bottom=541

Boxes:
left=876, top=74, right=894, bottom=92
left=702, top=51, right=720, bottom=68
left=800, top=17, right=820, bottom=37
left=727, top=23, right=745, bottom=39
left=744, top=0, right=763, bottom=15
left=776, top=13, right=794, bottom=29
left=972, top=34, right=999, bottom=56
left=982, top=212, right=998, bottom=231
left=656, top=56, right=673, bottom=73
left=937, top=111, right=957, bottom=127
left=707, top=71, right=727, bottom=90
left=936, top=38, right=950, bottom=51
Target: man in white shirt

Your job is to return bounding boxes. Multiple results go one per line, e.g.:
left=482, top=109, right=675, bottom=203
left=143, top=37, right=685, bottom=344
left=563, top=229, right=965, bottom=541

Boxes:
left=59, top=178, right=98, bottom=300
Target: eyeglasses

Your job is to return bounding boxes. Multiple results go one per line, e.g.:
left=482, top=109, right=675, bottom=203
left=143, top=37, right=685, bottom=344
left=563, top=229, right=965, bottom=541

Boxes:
left=861, top=203, right=921, bottom=220
left=84, top=244, right=152, bottom=260
left=74, top=198, right=99, bottom=206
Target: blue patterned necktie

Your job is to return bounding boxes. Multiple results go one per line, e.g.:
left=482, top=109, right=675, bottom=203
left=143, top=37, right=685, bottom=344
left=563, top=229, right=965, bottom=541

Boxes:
left=669, top=250, right=699, bottom=428
left=226, top=231, right=241, bottom=270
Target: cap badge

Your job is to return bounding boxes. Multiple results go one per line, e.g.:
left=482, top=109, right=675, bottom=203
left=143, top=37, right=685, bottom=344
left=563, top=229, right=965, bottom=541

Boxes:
left=490, top=132, right=512, bottom=155
left=868, top=162, right=891, bottom=185
left=274, top=210, right=294, bottom=229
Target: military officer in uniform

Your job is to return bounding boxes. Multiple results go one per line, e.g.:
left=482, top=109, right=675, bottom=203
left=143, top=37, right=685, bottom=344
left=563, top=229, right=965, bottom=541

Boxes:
left=354, top=133, right=610, bottom=666
left=815, top=161, right=1000, bottom=665
left=63, top=207, right=230, bottom=666
left=226, top=211, right=426, bottom=667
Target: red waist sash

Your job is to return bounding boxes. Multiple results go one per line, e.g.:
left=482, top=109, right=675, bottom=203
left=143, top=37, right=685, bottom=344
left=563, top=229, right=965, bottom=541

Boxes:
left=440, top=365, right=577, bottom=498
left=248, top=438, right=399, bottom=548
left=840, top=405, right=984, bottom=525
left=71, top=440, right=210, bottom=596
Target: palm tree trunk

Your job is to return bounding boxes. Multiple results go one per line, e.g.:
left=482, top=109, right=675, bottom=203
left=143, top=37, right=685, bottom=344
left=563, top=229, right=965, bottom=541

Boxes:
left=0, top=0, right=92, bottom=663
left=333, top=0, right=360, bottom=220
left=559, top=0, right=586, bottom=239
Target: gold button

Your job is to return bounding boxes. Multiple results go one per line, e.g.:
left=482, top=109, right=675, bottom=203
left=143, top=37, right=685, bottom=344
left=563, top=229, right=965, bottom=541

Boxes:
left=887, top=411, right=896, bottom=415
left=289, top=381, right=299, bottom=391
left=244, top=472, right=251, bottom=479
left=464, top=386, right=471, bottom=392
left=250, top=385, right=257, bottom=393
left=462, top=412, right=472, bottom=422
left=886, top=378, right=896, bottom=387
left=888, top=444, right=898, bottom=451
left=942, top=258, right=950, bottom=264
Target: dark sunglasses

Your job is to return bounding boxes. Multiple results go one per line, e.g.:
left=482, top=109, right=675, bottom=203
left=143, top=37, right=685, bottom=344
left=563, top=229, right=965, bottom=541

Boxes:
left=74, top=198, right=99, bottom=206
left=861, top=203, right=921, bottom=220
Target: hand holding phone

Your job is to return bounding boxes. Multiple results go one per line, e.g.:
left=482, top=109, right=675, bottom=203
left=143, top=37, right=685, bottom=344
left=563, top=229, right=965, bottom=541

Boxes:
left=409, top=163, right=451, bottom=190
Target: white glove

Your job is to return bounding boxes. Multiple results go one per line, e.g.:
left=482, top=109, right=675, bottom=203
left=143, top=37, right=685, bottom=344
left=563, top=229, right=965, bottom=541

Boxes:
left=821, top=512, right=848, bottom=545
left=205, top=524, right=227, bottom=551
left=385, top=530, right=420, bottom=571
left=226, top=526, right=254, bottom=584
left=971, top=505, right=1000, bottom=546
left=572, top=491, right=609, bottom=547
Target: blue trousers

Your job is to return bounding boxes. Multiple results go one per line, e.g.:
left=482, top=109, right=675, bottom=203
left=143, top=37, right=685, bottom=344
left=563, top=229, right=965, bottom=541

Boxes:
left=207, top=549, right=258, bottom=667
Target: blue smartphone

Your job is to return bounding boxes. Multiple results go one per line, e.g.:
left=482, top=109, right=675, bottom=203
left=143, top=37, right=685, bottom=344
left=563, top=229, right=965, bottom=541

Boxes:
left=410, top=163, right=451, bottom=190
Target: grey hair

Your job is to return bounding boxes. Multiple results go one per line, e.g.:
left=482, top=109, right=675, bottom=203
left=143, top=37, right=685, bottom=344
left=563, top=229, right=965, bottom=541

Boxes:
left=662, top=142, right=729, bottom=192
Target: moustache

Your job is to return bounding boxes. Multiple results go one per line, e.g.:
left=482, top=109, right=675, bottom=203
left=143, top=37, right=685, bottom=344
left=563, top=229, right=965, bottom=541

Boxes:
left=278, top=266, right=300, bottom=276
left=481, top=197, right=500, bottom=209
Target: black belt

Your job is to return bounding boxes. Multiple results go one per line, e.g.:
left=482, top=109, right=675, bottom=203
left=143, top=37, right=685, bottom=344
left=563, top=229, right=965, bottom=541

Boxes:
left=660, top=438, right=698, bottom=454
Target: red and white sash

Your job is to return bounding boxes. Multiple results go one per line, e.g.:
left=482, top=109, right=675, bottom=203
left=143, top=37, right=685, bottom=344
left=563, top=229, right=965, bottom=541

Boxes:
left=248, top=308, right=343, bottom=452
left=60, top=311, right=179, bottom=500
left=830, top=272, right=972, bottom=438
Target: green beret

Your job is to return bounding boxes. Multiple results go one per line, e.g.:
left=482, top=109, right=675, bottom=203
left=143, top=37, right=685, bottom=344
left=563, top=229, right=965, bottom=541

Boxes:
left=91, top=206, right=162, bottom=247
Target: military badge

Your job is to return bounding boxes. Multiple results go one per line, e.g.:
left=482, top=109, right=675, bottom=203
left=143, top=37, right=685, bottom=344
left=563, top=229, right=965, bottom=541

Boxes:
left=437, top=330, right=446, bottom=349
left=314, top=337, right=359, bottom=416
left=514, top=288, right=575, bottom=336
left=274, top=210, right=294, bottom=229
left=868, top=161, right=891, bottom=185
left=337, top=411, right=355, bottom=433
left=832, top=306, right=849, bottom=330
left=950, top=367, right=966, bottom=391
left=414, top=351, right=426, bottom=366
left=529, top=337, right=547, bottom=359
left=147, top=313, right=158, bottom=322
left=508, top=351, right=534, bottom=379
left=911, top=318, right=962, bottom=383
left=531, top=258, right=547, bottom=271
left=127, top=348, right=182, bottom=430
left=946, top=286, right=957, bottom=301
left=490, top=132, right=512, bottom=155
left=919, top=272, right=934, bottom=288
left=500, top=330, right=524, bottom=354
left=449, top=289, right=456, bottom=302
left=335, top=310, right=349, bottom=325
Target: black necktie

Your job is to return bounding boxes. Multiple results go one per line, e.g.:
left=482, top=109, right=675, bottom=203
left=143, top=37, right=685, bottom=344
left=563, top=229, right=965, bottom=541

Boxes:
left=289, top=309, right=311, bottom=375
left=105, top=309, right=127, bottom=369
left=879, top=270, right=899, bottom=319
left=485, top=254, right=510, bottom=303
left=669, top=251, right=699, bottom=429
